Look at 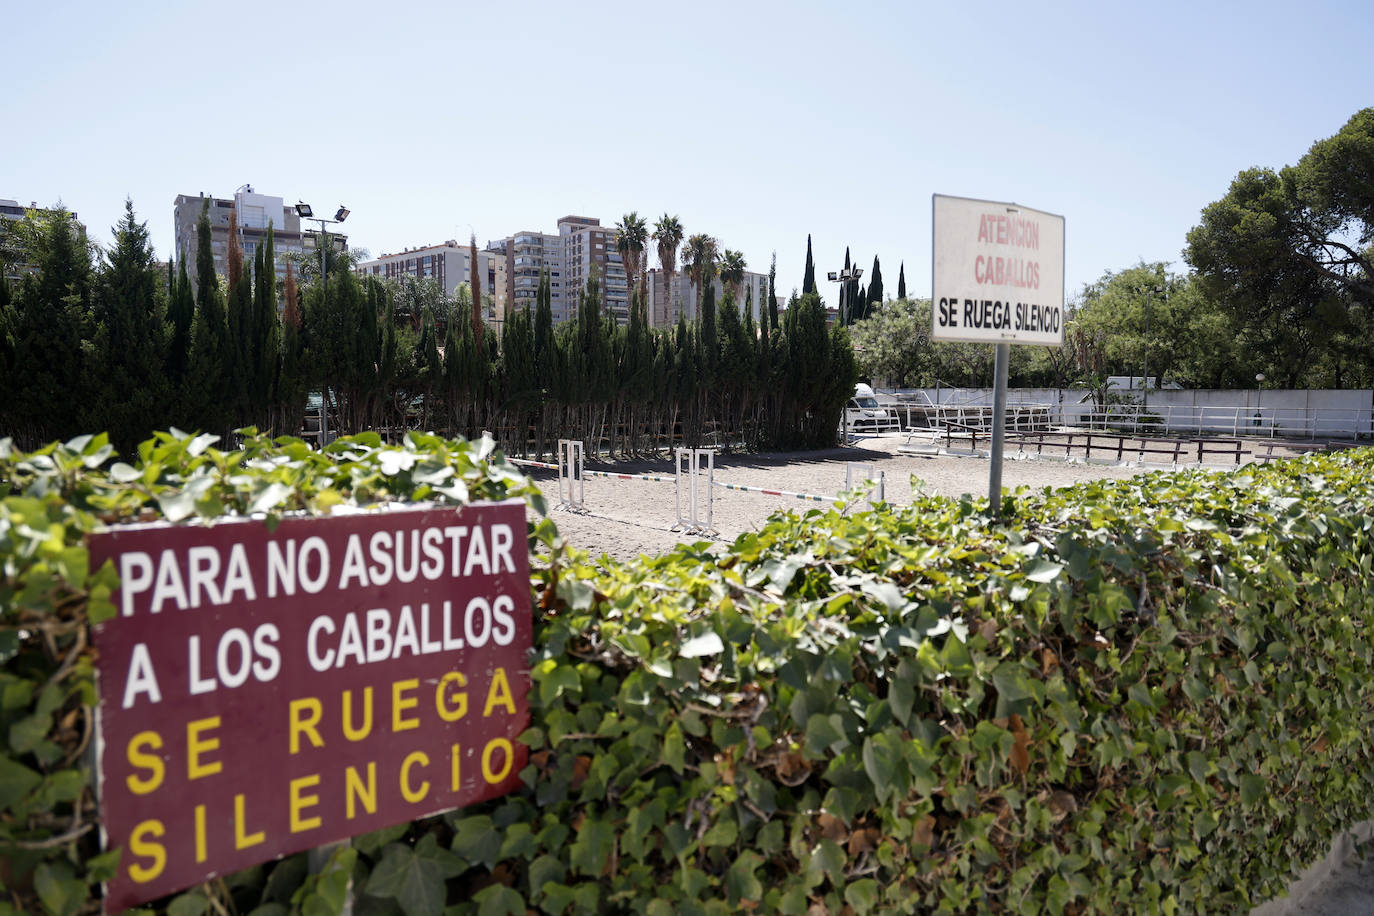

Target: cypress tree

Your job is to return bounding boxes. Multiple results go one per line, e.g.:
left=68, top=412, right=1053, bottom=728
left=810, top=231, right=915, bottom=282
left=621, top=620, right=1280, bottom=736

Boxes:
left=194, top=200, right=217, bottom=312
left=187, top=200, right=230, bottom=433
left=279, top=261, right=307, bottom=434
left=470, top=233, right=483, bottom=349
left=866, top=255, right=884, bottom=316
left=840, top=247, right=851, bottom=324
left=96, top=200, right=167, bottom=453
left=225, top=211, right=252, bottom=421
left=252, top=226, right=280, bottom=426
left=802, top=234, right=816, bottom=295
left=418, top=305, right=442, bottom=428
left=167, top=252, right=194, bottom=381
left=897, top=261, right=907, bottom=300
left=532, top=269, right=555, bottom=455
left=767, top=253, right=779, bottom=337
left=700, top=279, right=717, bottom=374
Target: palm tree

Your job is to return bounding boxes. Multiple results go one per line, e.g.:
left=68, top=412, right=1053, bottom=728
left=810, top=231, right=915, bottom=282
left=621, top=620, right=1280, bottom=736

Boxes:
left=651, top=214, right=683, bottom=311
left=719, top=249, right=746, bottom=302
left=615, top=212, right=648, bottom=303
left=680, top=233, right=718, bottom=318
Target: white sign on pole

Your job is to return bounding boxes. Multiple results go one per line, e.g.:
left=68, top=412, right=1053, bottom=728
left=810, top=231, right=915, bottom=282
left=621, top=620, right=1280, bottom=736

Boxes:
left=931, top=194, right=1065, bottom=346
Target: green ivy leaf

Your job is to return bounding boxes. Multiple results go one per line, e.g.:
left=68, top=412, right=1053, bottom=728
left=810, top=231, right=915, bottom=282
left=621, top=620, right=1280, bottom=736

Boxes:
left=33, top=861, right=85, bottom=916
left=167, top=891, right=209, bottom=916
left=0, top=755, right=42, bottom=809
left=364, top=836, right=460, bottom=915
left=1025, top=559, right=1065, bottom=583
left=844, top=878, right=881, bottom=914
left=472, top=884, right=524, bottom=916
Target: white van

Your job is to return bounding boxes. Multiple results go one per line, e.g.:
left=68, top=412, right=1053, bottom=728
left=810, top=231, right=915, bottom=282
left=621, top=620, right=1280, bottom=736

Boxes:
left=844, top=384, right=901, bottom=433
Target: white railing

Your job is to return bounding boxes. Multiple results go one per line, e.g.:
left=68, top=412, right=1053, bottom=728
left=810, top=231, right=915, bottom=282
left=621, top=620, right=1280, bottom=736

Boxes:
left=883, top=389, right=1374, bottom=441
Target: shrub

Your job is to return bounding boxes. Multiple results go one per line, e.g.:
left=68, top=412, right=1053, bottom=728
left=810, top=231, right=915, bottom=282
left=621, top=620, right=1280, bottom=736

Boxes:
left=2, top=432, right=1372, bottom=914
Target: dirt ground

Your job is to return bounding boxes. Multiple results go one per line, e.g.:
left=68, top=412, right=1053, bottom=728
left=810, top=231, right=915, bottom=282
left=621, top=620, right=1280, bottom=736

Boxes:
left=518, top=432, right=1263, bottom=563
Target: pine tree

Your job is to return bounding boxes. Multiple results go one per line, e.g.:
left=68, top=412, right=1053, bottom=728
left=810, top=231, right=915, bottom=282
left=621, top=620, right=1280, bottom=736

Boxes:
left=95, top=200, right=168, bottom=453
left=897, top=261, right=907, bottom=300
left=802, top=234, right=816, bottom=295
left=4, top=206, right=94, bottom=446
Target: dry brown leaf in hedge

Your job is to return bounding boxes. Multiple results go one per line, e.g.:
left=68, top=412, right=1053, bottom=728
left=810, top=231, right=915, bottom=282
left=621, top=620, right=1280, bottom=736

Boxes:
left=848, top=827, right=881, bottom=856
left=817, top=812, right=848, bottom=843
left=911, top=814, right=936, bottom=849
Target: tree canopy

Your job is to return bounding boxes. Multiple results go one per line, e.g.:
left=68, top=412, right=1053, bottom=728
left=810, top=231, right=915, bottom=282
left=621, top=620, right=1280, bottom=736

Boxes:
left=1186, top=107, right=1374, bottom=387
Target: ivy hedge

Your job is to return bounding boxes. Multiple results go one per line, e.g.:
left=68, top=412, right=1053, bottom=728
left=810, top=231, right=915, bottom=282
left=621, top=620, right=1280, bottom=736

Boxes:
left=2, top=431, right=1373, bottom=914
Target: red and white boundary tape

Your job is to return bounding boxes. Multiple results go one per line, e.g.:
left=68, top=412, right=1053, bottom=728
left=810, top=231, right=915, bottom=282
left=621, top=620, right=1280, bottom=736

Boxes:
left=540, top=441, right=885, bottom=533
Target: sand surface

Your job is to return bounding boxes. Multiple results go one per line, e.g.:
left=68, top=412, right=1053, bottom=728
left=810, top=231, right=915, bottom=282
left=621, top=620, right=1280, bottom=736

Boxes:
left=521, top=433, right=1209, bottom=563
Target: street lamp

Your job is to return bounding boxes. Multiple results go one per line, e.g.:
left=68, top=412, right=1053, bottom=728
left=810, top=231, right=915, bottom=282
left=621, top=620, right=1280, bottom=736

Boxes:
left=827, top=266, right=864, bottom=324
left=1255, top=372, right=1266, bottom=433
left=296, top=201, right=349, bottom=300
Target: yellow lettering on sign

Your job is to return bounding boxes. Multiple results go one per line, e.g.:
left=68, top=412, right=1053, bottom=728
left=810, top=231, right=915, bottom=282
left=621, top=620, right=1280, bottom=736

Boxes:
left=343, top=687, right=373, bottom=741
left=346, top=762, right=377, bottom=819
left=436, top=671, right=468, bottom=722
left=483, top=668, right=516, bottom=717
left=400, top=750, right=429, bottom=803
left=289, top=697, right=324, bottom=753
left=482, top=738, right=514, bottom=785
left=128, top=819, right=166, bottom=883
left=186, top=716, right=222, bottom=780
left=290, top=774, right=322, bottom=833
left=194, top=804, right=207, bottom=863
left=234, top=793, right=265, bottom=849
left=392, top=678, right=419, bottom=732
left=126, top=731, right=164, bottom=795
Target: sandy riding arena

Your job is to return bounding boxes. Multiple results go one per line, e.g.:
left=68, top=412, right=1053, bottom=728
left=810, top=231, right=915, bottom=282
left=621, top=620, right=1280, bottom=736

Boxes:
left=517, top=432, right=1247, bottom=563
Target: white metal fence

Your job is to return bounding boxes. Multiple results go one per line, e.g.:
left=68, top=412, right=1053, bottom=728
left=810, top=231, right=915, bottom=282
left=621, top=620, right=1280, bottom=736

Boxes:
left=882, top=388, right=1374, bottom=440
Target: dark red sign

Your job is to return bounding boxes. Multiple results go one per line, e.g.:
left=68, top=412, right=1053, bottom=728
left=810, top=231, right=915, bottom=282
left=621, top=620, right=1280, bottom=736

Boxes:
left=88, top=501, right=531, bottom=912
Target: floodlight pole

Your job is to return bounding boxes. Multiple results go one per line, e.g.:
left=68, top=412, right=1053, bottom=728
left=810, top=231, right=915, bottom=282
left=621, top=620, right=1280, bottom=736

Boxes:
left=988, top=342, right=1009, bottom=515
left=296, top=203, right=349, bottom=306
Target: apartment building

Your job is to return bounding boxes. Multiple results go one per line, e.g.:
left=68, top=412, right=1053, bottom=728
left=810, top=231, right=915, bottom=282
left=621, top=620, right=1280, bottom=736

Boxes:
left=0, top=199, right=85, bottom=281
left=557, top=216, right=630, bottom=325
left=644, top=268, right=774, bottom=329
left=503, top=230, right=567, bottom=323
left=172, top=189, right=325, bottom=289
left=355, top=240, right=504, bottom=311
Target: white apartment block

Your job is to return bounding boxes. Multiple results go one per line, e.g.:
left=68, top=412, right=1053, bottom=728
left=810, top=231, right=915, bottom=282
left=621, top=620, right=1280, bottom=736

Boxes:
left=355, top=241, right=503, bottom=311
left=499, top=216, right=629, bottom=325
left=505, top=230, right=567, bottom=323
left=172, top=189, right=320, bottom=288
left=644, top=269, right=774, bottom=329
left=557, top=216, right=630, bottom=325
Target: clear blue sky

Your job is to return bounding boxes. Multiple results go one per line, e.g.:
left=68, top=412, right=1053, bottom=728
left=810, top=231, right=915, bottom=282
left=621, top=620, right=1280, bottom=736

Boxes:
left=6, top=0, right=1371, bottom=305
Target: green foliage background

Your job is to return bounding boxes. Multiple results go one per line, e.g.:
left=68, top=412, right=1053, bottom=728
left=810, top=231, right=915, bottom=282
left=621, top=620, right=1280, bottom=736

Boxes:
left=3, top=431, right=1374, bottom=914
left=0, top=203, right=855, bottom=459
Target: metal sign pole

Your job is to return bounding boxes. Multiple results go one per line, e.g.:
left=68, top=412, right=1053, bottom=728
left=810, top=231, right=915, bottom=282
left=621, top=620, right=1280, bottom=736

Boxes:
left=988, top=342, right=1009, bottom=515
